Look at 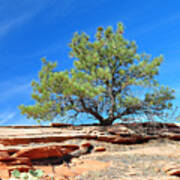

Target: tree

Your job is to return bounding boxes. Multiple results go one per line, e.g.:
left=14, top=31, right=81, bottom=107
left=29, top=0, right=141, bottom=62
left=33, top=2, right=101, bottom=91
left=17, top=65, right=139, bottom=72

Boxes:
left=19, top=23, right=175, bottom=125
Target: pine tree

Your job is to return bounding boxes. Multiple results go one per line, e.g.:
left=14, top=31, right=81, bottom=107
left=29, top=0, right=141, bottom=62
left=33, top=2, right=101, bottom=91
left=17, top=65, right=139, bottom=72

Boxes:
left=19, top=23, right=175, bottom=125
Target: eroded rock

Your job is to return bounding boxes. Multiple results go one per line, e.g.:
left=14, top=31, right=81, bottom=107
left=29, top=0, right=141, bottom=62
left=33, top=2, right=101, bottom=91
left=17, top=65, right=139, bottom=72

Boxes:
left=12, top=145, right=79, bottom=160
left=94, top=147, right=106, bottom=152
left=164, top=164, right=180, bottom=176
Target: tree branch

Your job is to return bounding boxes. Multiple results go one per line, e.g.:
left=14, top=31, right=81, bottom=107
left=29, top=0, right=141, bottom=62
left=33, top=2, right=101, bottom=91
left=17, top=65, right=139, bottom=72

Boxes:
left=80, top=98, right=104, bottom=122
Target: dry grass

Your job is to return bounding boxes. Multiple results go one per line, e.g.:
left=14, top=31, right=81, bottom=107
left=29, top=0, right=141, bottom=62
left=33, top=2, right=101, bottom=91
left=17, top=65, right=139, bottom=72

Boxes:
left=75, top=139, right=180, bottom=180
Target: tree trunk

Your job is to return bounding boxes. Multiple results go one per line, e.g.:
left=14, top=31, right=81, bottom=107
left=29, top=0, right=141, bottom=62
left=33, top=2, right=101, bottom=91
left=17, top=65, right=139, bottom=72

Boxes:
left=100, top=119, right=113, bottom=126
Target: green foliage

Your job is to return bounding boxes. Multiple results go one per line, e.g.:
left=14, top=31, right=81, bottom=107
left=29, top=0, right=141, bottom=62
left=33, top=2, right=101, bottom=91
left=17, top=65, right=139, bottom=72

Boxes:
left=11, top=169, right=21, bottom=178
left=19, top=22, right=175, bottom=125
left=11, top=169, right=44, bottom=180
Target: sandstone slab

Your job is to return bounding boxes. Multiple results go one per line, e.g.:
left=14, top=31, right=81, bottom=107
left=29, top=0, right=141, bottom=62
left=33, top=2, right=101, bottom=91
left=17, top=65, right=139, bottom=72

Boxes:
left=94, top=147, right=106, bottom=152
left=12, top=145, right=79, bottom=160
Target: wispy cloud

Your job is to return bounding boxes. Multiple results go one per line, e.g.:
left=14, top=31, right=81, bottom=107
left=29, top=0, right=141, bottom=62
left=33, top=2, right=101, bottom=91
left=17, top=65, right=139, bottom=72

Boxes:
left=48, top=0, right=76, bottom=18
left=0, top=15, right=30, bottom=37
left=1, top=83, right=30, bottom=102
left=0, top=111, right=16, bottom=125
left=0, top=110, right=37, bottom=125
left=0, top=0, right=54, bottom=38
left=131, top=12, right=180, bottom=36
left=0, top=76, right=32, bottom=103
left=0, top=76, right=35, bottom=125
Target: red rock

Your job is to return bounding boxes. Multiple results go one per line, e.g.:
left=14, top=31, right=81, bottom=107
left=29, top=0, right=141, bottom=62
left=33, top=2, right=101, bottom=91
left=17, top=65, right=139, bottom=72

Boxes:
left=165, top=123, right=180, bottom=128
left=60, top=144, right=79, bottom=151
left=80, top=142, right=94, bottom=154
left=98, top=134, right=147, bottom=144
left=0, top=168, right=9, bottom=179
left=12, top=145, right=78, bottom=160
left=0, top=136, right=73, bottom=146
left=8, top=165, right=33, bottom=175
left=167, top=168, right=180, bottom=176
left=163, top=164, right=176, bottom=172
left=97, top=135, right=116, bottom=142
left=52, top=160, right=110, bottom=179
left=50, top=123, right=73, bottom=127
left=94, top=147, right=106, bottom=152
left=0, top=135, right=98, bottom=146
left=71, top=159, right=110, bottom=174
left=163, top=164, right=180, bottom=176
left=0, top=157, right=17, bottom=162
left=108, top=126, right=134, bottom=136
left=113, top=136, right=137, bottom=143
left=55, top=164, right=78, bottom=177
left=12, top=146, right=63, bottom=160
left=0, top=150, right=10, bottom=160
left=6, top=148, right=19, bottom=155
left=168, top=134, right=180, bottom=140
left=81, top=142, right=93, bottom=148
left=0, top=157, right=31, bottom=174
left=71, top=158, right=83, bottom=166
left=33, top=165, right=54, bottom=176
left=7, top=157, right=32, bottom=166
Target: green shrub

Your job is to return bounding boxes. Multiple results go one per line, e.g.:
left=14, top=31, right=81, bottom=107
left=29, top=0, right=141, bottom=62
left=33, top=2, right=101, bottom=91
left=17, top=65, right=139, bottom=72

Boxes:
left=11, top=169, right=44, bottom=180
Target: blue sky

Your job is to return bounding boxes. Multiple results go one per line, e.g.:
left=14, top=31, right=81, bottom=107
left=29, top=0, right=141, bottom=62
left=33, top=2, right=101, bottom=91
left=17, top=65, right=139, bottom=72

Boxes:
left=0, top=0, right=180, bottom=125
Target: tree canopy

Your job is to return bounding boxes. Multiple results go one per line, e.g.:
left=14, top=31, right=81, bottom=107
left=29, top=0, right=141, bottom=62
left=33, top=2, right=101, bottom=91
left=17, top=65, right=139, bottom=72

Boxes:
left=19, top=23, right=175, bottom=125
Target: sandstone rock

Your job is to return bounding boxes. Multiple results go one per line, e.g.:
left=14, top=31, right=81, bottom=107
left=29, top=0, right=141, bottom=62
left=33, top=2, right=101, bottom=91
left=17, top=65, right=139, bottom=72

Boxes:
left=0, top=124, right=179, bottom=180
left=97, top=134, right=149, bottom=144
left=70, top=149, right=84, bottom=157
left=50, top=160, right=111, bottom=179
left=81, top=142, right=94, bottom=153
left=168, top=134, right=180, bottom=140
left=70, top=145, right=93, bottom=157
left=108, top=125, right=135, bottom=136
left=6, top=148, right=19, bottom=155
left=163, top=164, right=180, bottom=176
left=12, top=146, right=62, bottom=160
left=81, top=142, right=93, bottom=148
left=71, top=158, right=83, bottom=166
left=166, top=123, right=180, bottom=128
left=167, top=168, right=180, bottom=176
left=8, top=165, right=33, bottom=174
left=0, top=150, right=10, bottom=160
left=161, top=132, right=180, bottom=140
left=60, top=145, right=79, bottom=151
left=54, top=164, right=79, bottom=177
left=33, top=165, right=54, bottom=176
left=7, top=157, right=32, bottom=166
left=112, top=136, right=138, bottom=144
left=94, top=147, right=106, bottom=152
left=72, top=159, right=110, bottom=173
left=59, top=145, right=80, bottom=154
left=0, top=168, right=9, bottom=179
left=97, top=135, right=116, bottom=142
left=12, top=145, right=78, bottom=160
left=163, top=163, right=178, bottom=173
left=50, top=123, right=73, bottom=127
left=0, top=136, right=72, bottom=146
left=0, top=157, right=32, bottom=171
left=0, top=135, right=98, bottom=146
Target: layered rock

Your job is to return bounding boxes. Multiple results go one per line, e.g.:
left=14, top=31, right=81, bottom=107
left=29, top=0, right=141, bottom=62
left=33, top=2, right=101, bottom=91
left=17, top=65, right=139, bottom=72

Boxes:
left=12, top=145, right=79, bottom=160
left=0, top=123, right=179, bottom=179
left=0, top=124, right=159, bottom=146
left=163, top=163, right=180, bottom=176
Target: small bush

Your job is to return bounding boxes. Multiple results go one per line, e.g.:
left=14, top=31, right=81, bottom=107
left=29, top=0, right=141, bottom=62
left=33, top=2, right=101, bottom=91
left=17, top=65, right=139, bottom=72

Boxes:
left=11, top=169, right=44, bottom=180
